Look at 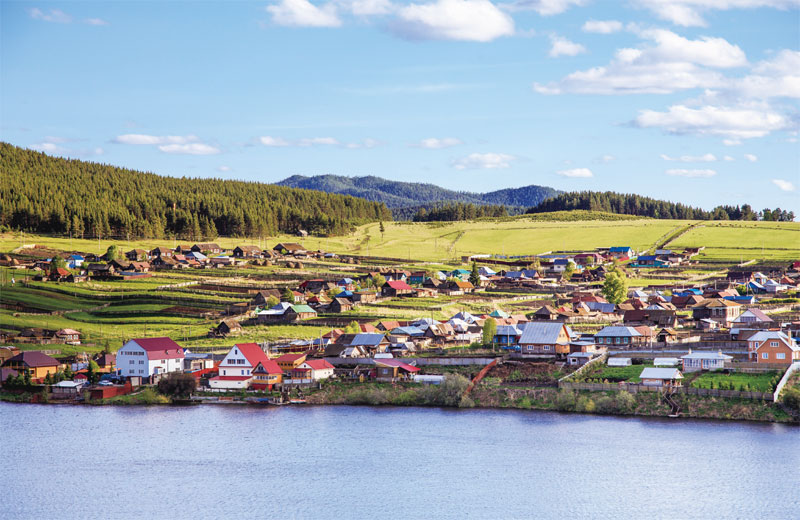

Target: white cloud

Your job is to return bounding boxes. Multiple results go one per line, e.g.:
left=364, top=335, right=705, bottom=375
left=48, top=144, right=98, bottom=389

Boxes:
left=633, top=1, right=800, bottom=28
left=345, top=138, right=381, bottom=148
left=534, top=29, right=745, bottom=95
left=582, top=20, right=623, bottom=33
left=596, top=154, right=616, bottom=163
left=634, top=104, right=792, bottom=139
left=342, top=0, right=396, bottom=16
left=415, top=137, right=463, bottom=149
left=158, top=143, right=220, bottom=155
left=394, top=0, right=515, bottom=42
left=29, top=8, right=72, bottom=23
left=665, top=168, right=717, bottom=177
left=557, top=167, right=593, bottom=178
left=772, top=179, right=796, bottom=192
left=30, top=140, right=103, bottom=157
left=31, top=142, right=67, bottom=154
left=114, top=134, right=199, bottom=145
left=660, top=153, right=717, bottom=162
left=733, top=50, right=800, bottom=99
left=723, top=138, right=742, bottom=146
left=298, top=137, right=340, bottom=146
left=217, top=166, right=232, bottom=172
left=723, top=155, right=735, bottom=161
left=452, top=152, right=515, bottom=169
left=259, top=136, right=291, bottom=147
left=267, top=0, right=342, bottom=27
left=84, top=18, right=109, bottom=26
left=549, top=35, right=586, bottom=57
left=743, top=153, right=758, bottom=162
left=500, top=0, right=586, bottom=15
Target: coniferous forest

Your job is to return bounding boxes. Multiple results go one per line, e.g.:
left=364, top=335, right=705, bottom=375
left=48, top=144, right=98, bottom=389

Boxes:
left=0, top=143, right=392, bottom=239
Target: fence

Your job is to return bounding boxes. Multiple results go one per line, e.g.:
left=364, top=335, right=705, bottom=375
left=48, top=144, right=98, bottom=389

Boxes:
left=559, top=352, right=607, bottom=383
left=773, top=362, right=800, bottom=401
left=322, top=356, right=498, bottom=367
left=558, top=381, right=774, bottom=401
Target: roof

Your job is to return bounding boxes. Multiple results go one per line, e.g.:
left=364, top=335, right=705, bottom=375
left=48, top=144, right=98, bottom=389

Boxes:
left=639, top=367, right=683, bottom=380
left=734, top=308, right=773, bottom=323
left=681, top=351, right=733, bottom=360
left=609, top=246, right=632, bottom=252
left=489, top=309, right=509, bottom=318
left=386, top=280, right=413, bottom=290
left=595, top=326, right=642, bottom=338
left=495, top=325, right=521, bottom=336
left=375, top=359, right=420, bottom=372
left=231, top=343, right=271, bottom=369
left=746, top=331, right=798, bottom=350
left=4, top=351, right=60, bottom=368
left=289, top=304, right=316, bottom=314
left=653, top=358, right=680, bottom=366
left=518, top=322, right=570, bottom=345
left=303, top=359, right=334, bottom=370
left=350, top=333, right=387, bottom=347
left=252, top=359, right=282, bottom=375
left=127, top=338, right=185, bottom=359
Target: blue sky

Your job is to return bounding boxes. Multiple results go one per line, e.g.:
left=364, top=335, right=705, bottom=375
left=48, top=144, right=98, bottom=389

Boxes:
left=2, top=0, right=798, bottom=213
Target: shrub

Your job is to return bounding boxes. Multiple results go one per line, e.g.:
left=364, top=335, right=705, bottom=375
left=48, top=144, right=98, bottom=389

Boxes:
left=555, top=390, right=576, bottom=411
left=594, top=396, right=617, bottom=414
left=157, top=373, right=197, bottom=398
left=781, top=387, right=800, bottom=412
left=616, top=391, right=636, bottom=413
left=517, top=396, right=532, bottom=409
left=576, top=396, right=595, bottom=413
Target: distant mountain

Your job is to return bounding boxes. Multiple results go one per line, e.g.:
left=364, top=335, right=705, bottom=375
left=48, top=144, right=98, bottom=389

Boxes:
left=275, top=175, right=561, bottom=219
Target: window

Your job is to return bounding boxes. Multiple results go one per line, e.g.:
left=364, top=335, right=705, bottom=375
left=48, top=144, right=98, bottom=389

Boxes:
left=544, top=345, right=551, bottom=351
left=241, top=370, right=245, bottom=375
left=130, top=360, right=134, bottom=365
left=770, top=341, right=779, bottom=347
left=762, top=353, right=769, bottom=360
left=776, top=353, right=786, bottom=360
left=139, top=360, right=143, bottom=365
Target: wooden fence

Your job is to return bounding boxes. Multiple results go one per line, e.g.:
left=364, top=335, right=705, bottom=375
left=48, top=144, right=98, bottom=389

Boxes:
left=558, top=381, right=774, bottom=401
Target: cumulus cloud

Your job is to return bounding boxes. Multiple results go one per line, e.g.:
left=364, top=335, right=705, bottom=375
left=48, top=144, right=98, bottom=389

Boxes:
left=31, top=139, right=104, bottom=157
left=557, top=167, right=593, bottom=178
left=633, top=0, right=799, bottom=28
left=414, top=137, right=463, bottom=149
left=534, top=29, right=745, bottom=95
left=259, top=136, right=291, bottom=147
left=298, top=137, right=340, bottom=146
left=158, top=143, right=220, bottom=155
left=342, top=0, right=396, bottom=16
left=743, top=153, right=758, bottom=162
left=733, top=50, right=800, bottom=100
left=549, top=35, right=586, bottom=57
left=633, top=104, right=792, bottom=139
left=500, top=0, right=586, bottom=15
left=596, top=154, right=616, bottom=163
left=723, top=155, right=735, bottom=161
left=723, top=138, right=742, bottom=146
left=217, top=165, right=232, bottom=172
left=84, top=18, right=109, bottom=26
left=665, top=168, right=717, bottom=177
left=267, top=0, right=342, bottom=27
left=393, top=0, right=515, bottom=42
left=772, top=179, right=796, bottom=192
left=660, top=153, right=717, bottom=162
left=259, top=135, right=380, bottom=148
left=582, top=20, right=623, bottom=33
left=452, top=152, right=515, bottom=169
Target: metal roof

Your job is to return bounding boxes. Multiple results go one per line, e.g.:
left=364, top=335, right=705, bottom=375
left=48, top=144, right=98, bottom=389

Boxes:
left=639, top=367, right=683, bottom=380
left=681, top=352, right=733, bottom=360
left=350, top=333, right=387, bottom=346
left=595, top=326, right=642, bottom=337
left=518, top=322, right=569, bottom=345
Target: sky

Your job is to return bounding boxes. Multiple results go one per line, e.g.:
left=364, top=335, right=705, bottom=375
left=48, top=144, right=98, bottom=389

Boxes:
left=1, top=0, right=799, bottom=213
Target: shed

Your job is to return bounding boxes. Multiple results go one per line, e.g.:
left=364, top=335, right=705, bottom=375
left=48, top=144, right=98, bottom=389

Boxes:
left=607, top=357, right=632, bottom=367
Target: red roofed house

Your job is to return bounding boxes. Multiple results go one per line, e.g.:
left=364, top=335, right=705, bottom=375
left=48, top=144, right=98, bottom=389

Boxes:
left=382, top=280, right=414, bottom=297
left=117, top=337, right=185, bottom=378
left=210, top=343, right=273, bottom=390
left=374, top=359, right=420, bottom=382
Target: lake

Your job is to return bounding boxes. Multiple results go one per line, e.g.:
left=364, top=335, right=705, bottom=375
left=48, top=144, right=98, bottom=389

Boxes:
left=1, top=403, right=798, bottom=519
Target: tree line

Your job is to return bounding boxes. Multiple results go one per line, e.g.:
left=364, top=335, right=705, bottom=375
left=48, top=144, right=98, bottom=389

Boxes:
left=412, top=202, right=509, bottom=222
left=527, top=191, right=795, bottom=221
left=0, top=143, right=392, bottom=239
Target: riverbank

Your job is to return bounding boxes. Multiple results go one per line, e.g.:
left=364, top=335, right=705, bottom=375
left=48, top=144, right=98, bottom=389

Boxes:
left=3, top=379, right=798, bottom=424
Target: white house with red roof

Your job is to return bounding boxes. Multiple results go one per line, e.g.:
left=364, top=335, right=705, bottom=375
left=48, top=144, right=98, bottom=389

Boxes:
left=209, top=343, right=273, bottom=390
left=117, top=337, right=185, bottom=378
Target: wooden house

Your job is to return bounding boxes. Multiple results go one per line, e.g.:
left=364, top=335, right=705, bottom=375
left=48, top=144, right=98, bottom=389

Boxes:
left=284, top=304, right=317, bottom=322
left=518, top=322, right=573, bottom=356
left=329, top=297, right=354, bottom=313
left=639, top=367, right=683, bottom=387
left=233, top=245, right=262, bottom=258
left=382, top=280, right=414, bottom=297
left=2, top=351, right=60, bottom=380
left=192, top=243, right=223, bottom=255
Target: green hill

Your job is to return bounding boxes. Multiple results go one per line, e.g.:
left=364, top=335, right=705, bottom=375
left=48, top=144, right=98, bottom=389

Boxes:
left=275, top=174, right=561, bottom=219
left=0, top=143, right=391, bottom=238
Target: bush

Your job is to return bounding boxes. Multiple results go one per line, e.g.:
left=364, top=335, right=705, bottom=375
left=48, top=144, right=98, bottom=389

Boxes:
left=594, top=396, right=617, bottom=414
left=782, top=387, right=800, bottom=412
left=616, top=391, right=636, bottom=413
left=517, top=396, right=532, bottom=409
left=157, top=373, right=197, bottom=398
left=555, top=390, right=576, bottom=411
left=576, top=396, right=596, bottom=413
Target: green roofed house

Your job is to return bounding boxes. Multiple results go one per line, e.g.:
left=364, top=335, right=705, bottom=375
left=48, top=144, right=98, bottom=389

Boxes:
left=285, top=304, right=317, bottom=321
left=489, top=309, right=510, bottom=319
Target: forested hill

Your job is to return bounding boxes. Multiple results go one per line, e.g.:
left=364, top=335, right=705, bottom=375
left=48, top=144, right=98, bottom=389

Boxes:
left=275, top=174, right=561, bottom=219
left=527, top=191, right=793, bottom=221
left=0, top=143, right=392, bottom=238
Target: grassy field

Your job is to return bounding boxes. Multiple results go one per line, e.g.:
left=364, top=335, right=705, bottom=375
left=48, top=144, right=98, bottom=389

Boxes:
left=668, top=222, right=800, bottom=262
left=689, top=371, right=780, bottom=392
left=582, top=363, right=653, bottom=383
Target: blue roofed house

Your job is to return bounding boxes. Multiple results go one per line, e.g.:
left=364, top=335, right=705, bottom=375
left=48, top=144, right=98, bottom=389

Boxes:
left=632, top=255, right=669, bottom=268
left=478, top=266, right=496, bottom=276
left=350, top=333, right=390, bottom=355
left=518, top=322, right=574, bottom=356
left=67, top=254, right=84, bottom=269
left=494, top=325, right=521, bottom=348
left=608, top=247, right=633, bottom=259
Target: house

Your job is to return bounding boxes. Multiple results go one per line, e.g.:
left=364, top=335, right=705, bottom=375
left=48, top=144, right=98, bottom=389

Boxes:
left=494, top=325, right=522, bottom=347
left=117, top=337, right=185, bottom=378
left=86, top=263, right=115, bottom=278
left=212, top=318, right=242, bottom=337
left=732, top=308, right=774, bottom=327
left=517, top=322, right=573, bottom=356
left=94, top=353, right=116, bottom=372
left=53, top=328, right=81, bottom=345
left=350, top=333, right=390, bottom=354
left=670, top=294, right=705, bottom=309
left=374, top=359, right=420, bottom=382
left=274, top=243, right=306, bottom=255
left=382, top=280, right=414, bottom=297
left=746, top=331, right=800, bottom=365
left=608, top=246, right=633, bottom=259
left=681, top=351, right=732, bottom=372
left=639, top=367, right=683, bottom=387
left=209, top=343, right=272, bottom=390
left=51, top=380, right=86, bottom=398
left=632, top=255, right=669, bottom=268
left=352, top=290, right=377, bottom=303
left=251, top=359, right=283, bottom=390
left=233, top=245, right=263, bottom=258
left=329, top=298, right=354, bottom=313
left=151, top=256, right=179, bottom=269
left=532, top=305, right=560, bottom=321
left=594, top=326, right=643, bottom=348
left=67, top=254, right=85, bottom=269
left=150, top=246, right=173, bottom=258
left=574, top=252, right=604, bottom=266
left=284, top=304, right=317, bottom=322
left=275, top=353, right=307, bottom=371
left=192, top=243, right=223, bottom=255
left=2, top=351, right=60, bottom=380
left=691, top=299, right=742, bottom=327
left=48, top=267, right=72, bottom=282
left=125, top=249, right=148, bottom=261
left=251, top=289, right=282, bottom=307
left=655, top=328, right=678, bottom=343
left=0, top=347, right=20, bottom=364
left=566, top=351, right=602, bottom=367
left=289, top=359, right=335, bottom=382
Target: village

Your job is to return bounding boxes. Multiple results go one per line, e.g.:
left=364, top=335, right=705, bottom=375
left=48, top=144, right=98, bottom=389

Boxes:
left=1, top=239, right=800, bottom=420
